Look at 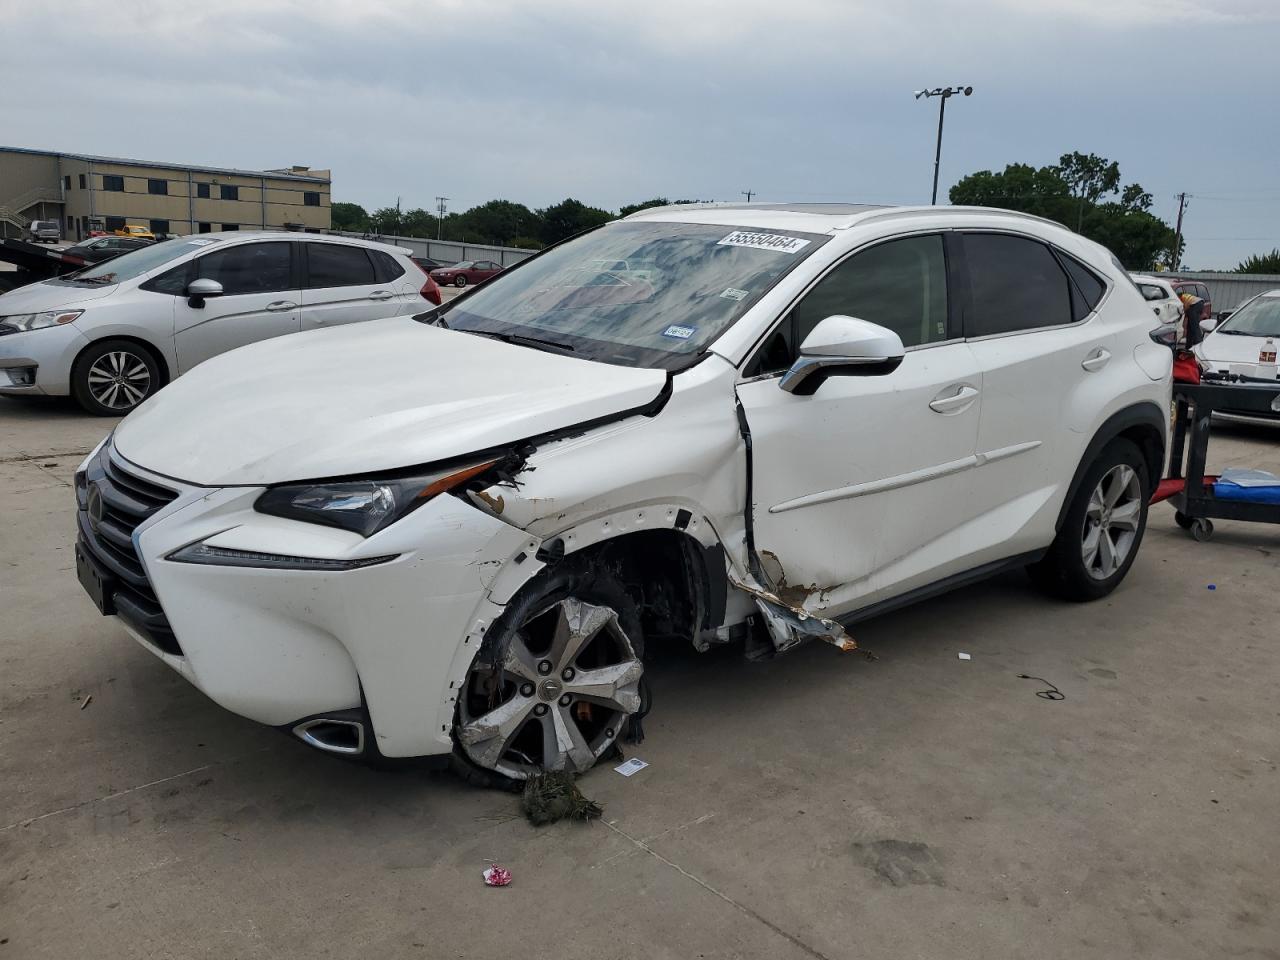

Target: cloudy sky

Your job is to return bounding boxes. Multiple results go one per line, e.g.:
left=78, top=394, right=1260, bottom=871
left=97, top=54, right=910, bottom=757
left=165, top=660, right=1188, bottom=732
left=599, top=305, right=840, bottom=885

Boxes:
left=6, top=0, right=1279, bottom=267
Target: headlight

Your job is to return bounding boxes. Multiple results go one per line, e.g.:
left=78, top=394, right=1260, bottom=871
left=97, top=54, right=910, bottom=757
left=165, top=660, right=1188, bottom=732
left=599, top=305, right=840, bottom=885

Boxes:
left=0, top=310, right=84, bottom=335
left=254, top=457, right=500, bottom=537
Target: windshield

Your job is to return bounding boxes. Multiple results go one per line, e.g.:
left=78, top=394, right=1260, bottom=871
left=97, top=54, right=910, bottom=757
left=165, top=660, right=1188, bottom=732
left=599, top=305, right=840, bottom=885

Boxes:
left=1219, top=296, right=1280, bottom=337
left=58, top=237, right=221, bottom=285
left=438, top=221, right=828, bottom=370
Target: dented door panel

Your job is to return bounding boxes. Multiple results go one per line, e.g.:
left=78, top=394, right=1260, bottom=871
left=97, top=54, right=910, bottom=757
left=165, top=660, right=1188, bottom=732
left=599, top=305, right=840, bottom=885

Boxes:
left=736, top=342, right=985, bottom=619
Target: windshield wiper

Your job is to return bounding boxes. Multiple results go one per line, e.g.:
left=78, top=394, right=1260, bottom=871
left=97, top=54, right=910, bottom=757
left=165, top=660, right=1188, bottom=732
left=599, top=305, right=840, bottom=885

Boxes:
left=471, top=330, right=576, bottom=354
left=70, top=274, right=115, bottom=285
left=1214, top=328, right=1252, bottom=335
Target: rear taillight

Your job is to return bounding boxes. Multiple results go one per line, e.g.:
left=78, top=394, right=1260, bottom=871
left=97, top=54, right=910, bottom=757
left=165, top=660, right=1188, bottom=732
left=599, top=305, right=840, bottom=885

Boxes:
left=410, top=259, right=443, bottom=305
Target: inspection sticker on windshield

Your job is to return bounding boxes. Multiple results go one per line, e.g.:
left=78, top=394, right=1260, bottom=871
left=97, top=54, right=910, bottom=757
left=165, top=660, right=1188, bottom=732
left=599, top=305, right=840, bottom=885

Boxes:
left=717, top=231, right=811, bottom=254
left=662, top=324, right=696, bottom=340
left=720, top=287, right=749, bottom=301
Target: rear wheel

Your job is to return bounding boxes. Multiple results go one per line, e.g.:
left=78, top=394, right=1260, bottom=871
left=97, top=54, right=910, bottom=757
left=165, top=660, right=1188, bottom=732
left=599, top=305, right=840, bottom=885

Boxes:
left=1031, top=439, right=1150, bottom=601
left=454, top=275, right=467, bottom=287
left=71, top=339, right=161, bottom=416
left=452, top=567, right=643, bottom=788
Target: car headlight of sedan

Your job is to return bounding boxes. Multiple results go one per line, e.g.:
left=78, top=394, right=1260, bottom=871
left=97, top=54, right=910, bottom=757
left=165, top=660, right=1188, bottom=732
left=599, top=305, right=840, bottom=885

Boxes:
left=254, top=457, right=501, bottom=537
left=0, top=310, right=83, bottom=335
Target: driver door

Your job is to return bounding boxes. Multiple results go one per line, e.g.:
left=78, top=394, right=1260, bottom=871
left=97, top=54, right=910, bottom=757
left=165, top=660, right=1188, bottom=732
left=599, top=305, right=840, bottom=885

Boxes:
left=735, top=233, right=985, bottom=618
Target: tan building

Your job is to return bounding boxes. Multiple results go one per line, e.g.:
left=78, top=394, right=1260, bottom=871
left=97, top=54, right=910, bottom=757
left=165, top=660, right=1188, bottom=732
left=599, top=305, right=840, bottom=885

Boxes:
left=0, top=145, right=330, bottom=242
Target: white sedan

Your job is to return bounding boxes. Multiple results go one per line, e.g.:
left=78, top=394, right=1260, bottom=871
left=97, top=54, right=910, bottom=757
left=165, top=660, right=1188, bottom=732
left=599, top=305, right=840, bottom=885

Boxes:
left=1194, top=289, right=1280, bottom=413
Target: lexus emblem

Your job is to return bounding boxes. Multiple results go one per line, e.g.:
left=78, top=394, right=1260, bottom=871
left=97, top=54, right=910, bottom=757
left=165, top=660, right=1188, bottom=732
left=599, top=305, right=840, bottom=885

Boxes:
left=87, top=483, right=105, bottom=533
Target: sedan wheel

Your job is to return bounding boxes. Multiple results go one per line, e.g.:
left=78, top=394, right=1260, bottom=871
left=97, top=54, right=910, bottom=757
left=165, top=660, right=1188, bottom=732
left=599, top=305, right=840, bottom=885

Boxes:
left=454, top=275, right=467, bottom=287
left=457, top=597, right=643, bottom=782
left=87, top=350, right=152, bottom=412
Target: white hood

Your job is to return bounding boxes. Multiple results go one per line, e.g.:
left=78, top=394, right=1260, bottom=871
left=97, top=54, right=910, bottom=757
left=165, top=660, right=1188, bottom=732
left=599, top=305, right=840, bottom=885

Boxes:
left=1195, top=331, right=1277, bottom=367
left=0, top=278, right=119, bottom=312
left=113, top=316, right=668, bottom=485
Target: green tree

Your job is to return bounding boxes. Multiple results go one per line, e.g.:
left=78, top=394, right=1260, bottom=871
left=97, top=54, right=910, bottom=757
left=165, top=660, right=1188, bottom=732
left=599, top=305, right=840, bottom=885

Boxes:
left=537, top=198, right=613, bottom=245
left=949, top=153, right=1175, bottom=270
left=400, top=208, right=439, bottom=238
left=369, top=206, right=404, bottom=235
left=1235, top=249, right=1280, bottom=274
left=618, top=197, right=671, bottom=217
left=330, top=201, right=369, bottom=232
left=453, top=200, right=539, bottom=246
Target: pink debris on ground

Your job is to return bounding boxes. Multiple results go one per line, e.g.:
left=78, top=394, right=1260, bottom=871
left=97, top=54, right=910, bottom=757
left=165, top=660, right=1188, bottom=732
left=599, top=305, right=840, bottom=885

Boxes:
left=483, top=865, right=513, bottom=887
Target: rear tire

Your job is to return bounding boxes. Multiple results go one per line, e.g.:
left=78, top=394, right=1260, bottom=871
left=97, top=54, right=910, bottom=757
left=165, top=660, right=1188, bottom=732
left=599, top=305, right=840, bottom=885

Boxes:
left=454, top=275, right=467, bottom=287
left=71, top=339, right=161, bottom=416
left=1031, top=439, right=1150, bottom=602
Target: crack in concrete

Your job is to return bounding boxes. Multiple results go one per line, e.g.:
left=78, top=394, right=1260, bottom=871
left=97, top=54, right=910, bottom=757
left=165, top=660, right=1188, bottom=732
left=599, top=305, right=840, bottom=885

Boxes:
left=600, top=818, right=834, bottom=960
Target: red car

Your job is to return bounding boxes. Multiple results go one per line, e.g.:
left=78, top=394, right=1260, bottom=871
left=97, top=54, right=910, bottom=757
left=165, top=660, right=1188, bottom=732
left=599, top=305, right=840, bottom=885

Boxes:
left=429, top=259, right=503, bottom=288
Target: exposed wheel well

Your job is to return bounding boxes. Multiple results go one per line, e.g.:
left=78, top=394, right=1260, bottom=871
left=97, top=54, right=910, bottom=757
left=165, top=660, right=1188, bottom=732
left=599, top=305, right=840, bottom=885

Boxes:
left=553, top=529, right=726, bottom=650
left=73, top=336, right=170, bottom=386
left=1117, top=422, right=1165, bottom=490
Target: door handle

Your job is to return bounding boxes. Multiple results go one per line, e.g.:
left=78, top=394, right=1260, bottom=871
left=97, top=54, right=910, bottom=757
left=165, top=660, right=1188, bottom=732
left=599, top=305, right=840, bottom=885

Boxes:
left=928, top=384, right=980, bottom=414
left=368, top=290, right=395, bottom=301
left=1081, top=347, right=1111, bottom=372
left=265, top=300, right=297, bottom=312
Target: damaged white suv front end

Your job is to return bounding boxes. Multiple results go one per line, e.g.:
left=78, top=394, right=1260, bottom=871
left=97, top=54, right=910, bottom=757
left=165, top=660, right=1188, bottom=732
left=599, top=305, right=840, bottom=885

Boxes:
left=75, top=203, right=1170, bottom=781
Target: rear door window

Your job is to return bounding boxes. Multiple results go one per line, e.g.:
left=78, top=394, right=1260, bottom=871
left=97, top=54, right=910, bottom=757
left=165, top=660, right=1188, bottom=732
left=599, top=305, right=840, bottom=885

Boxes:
left=961, top=234, right=1074, bottom=336
left=306, top=244, right=377, bottom=288
left=370, top=250, right=405, bottom=283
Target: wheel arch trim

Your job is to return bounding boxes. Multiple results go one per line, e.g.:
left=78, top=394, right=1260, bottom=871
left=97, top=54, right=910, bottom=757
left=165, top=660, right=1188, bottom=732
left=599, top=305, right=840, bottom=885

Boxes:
left=1055, top=401, right=1167, bottom=533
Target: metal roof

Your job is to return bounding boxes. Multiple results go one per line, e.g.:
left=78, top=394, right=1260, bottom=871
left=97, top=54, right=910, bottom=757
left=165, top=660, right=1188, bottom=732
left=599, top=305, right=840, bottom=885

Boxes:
left=0, top=144, right=330, bottom=183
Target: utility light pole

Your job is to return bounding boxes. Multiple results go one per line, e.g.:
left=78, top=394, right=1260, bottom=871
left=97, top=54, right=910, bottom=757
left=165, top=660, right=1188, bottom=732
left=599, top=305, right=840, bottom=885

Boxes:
left=435, top=196, right=449, bottom=240
left=914, top=86, right=974, bottom=205
left=741, top=189, right=755, bottom=202
left=1171, top=192, right=1188, bottom=270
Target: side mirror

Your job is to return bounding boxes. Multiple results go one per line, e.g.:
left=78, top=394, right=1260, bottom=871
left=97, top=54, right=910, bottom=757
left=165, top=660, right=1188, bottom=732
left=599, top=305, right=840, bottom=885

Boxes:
left=1199, top=317, right=1218, bottom=334
left=186, top=277, right=223, bottom=307
left=780, top=315, right=905, bottom=396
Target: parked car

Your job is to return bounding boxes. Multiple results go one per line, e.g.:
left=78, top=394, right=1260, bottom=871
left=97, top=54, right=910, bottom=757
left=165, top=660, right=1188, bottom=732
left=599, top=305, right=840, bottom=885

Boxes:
left=1130, top=274, right=1184, bottom=326
left=72, top=203, right=1170, bottom=783
left=0, top=233, right=437, bottom=415
left=114, top=224, right=156, bottom=241
left=411, top=256, right=447, bottom=273
left=64, top=235, right=153, bottom=264
left=429, top=259, right=503, bottom=287
left=1194, top=289, right=1280, bottom=415
left=28, top=220, right=61, bottom=244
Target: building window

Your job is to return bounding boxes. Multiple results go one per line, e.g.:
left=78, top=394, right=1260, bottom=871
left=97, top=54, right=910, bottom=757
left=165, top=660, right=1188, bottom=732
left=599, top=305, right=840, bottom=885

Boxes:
left=220, top=185, right=239, bottom=201
left=78, top=174, right=86, bottom=190
left=64, top=175, right=71, bottom=190
left=148, top=178, right=168, bottom=196
left=198, top=222, right=212, bottom=233
left=102, top=175, right=125, bottom=192
left=105, top=216, right=126, bottom=231
left=221, top=223, right=239, bottom=231
left=304, top=191, right=321, bottom=207
left=150, top=219, right=170, bottom=236
left=196, top=182, right=210, bottom=199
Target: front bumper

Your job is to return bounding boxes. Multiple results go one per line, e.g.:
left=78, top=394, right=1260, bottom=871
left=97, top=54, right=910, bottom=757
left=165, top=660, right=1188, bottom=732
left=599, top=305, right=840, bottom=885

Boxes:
left=0, top=323, right=89, bottom=395
left=75, top=442, right=534, bottom=757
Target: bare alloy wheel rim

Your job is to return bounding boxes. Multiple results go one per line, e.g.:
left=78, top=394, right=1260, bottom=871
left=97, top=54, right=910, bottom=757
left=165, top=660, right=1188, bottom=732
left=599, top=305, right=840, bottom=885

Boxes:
left=455, top=275, right=467, bottom=286
left=1082, top=463, right=1142, bottom=580
left=87, top=350, right=151, bottom=410
left=458, top=597, right=643, bottom=781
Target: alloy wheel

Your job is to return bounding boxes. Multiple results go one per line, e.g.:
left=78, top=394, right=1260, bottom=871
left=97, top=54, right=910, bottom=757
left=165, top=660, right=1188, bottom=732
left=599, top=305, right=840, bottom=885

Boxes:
left=458, top=598, right=642, bottom=780
left=1081, top=463, right=1142, bottom=580
left=87, top=350, right=152, bottom=411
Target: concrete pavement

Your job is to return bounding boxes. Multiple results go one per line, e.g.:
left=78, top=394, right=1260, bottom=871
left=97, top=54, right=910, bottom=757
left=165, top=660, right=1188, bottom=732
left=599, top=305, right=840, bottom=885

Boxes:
left=1, top=399, right=1278, bottom=959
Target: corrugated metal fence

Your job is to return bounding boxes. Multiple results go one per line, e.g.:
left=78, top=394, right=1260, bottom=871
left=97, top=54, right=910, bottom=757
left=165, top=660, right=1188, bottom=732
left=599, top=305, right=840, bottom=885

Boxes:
left=331, top=231, right=535, bottom=268
left=1159, top=272, right=1280, bottom=312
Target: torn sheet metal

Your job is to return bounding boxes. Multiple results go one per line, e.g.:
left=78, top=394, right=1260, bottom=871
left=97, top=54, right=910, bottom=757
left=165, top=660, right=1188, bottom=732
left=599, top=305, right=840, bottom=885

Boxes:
left=726, top=569, right=856, bottom=654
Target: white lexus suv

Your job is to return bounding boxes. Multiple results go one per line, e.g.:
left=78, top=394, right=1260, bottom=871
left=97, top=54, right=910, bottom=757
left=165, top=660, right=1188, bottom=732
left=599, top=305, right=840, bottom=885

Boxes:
left=74, top=203, right=1171, bottom=784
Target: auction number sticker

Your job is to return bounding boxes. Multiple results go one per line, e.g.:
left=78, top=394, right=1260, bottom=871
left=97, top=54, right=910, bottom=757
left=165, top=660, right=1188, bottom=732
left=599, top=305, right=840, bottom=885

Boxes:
left=717, top=231, right=811, bottom=254
left=662, top=324, right=696, bottom=340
